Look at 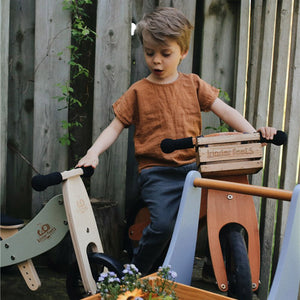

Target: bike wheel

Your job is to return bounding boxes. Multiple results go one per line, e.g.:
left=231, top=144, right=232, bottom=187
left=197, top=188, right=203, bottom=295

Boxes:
left=66, top=252, right=124, bottom=300
left=221, top=224, right=252, bottom=300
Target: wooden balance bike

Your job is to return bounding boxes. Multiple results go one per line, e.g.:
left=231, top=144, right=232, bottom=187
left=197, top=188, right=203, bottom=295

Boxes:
left=128, top=131, right=296, bottom=300
left=0, top=167, right=123, bottom=300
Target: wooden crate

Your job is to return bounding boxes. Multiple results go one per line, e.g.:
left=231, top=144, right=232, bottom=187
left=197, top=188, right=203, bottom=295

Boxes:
left=196, top=133, right=263, bottom=177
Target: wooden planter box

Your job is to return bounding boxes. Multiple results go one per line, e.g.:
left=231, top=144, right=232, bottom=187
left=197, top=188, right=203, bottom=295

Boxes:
left=82, top=274, right=234, bottom=300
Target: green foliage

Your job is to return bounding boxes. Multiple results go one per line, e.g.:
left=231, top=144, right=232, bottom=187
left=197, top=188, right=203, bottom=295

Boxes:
left=205, top=84, right=231, bottom=133
left=55, top=0, right=95, bottom=146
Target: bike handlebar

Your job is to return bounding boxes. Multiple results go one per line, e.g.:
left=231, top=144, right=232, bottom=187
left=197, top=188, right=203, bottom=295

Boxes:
left=160, top=130, right=287, bottom=154
left=193, top=177, right=292, bottom=201
left=31, top=166, right=94, bottom=191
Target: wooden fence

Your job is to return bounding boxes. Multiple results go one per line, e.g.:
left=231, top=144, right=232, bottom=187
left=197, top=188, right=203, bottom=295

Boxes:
left=1, top=0, right=299, bottom=299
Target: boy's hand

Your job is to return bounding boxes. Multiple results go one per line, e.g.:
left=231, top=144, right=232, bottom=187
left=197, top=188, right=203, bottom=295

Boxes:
left=257, top=127, right=277, bottom=145
left=76, top=150, right=99, bottom=168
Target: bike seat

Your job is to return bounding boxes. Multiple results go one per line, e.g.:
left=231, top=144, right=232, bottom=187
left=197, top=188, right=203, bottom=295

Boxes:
left=0, top=214, right=24, bottom=229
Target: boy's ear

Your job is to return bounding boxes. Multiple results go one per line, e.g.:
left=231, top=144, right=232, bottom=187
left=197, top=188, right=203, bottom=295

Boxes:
left=181, top=50, right=189, bottom=60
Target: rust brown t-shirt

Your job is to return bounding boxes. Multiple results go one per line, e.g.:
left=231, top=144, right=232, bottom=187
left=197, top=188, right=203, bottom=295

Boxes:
left=113, top=73, right=219, bottom=172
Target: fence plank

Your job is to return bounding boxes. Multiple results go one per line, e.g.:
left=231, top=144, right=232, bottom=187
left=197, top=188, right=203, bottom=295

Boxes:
left=259, top=0, right=295, bottom=297
left=246, top=0, right=267, bottom=218
left=91, top=0, right=131, bottom=219
left=249, top=0, right=277, bottom=225
left=246, top=0, right=278, bottom=297
left=282, top=0, right=300, bottom=188
left=255, top=0, right=278, bottom=296
left=269, top=0, right=295, bottom=288
left=274, top=0, right=300, bottom=285
left=32, top=0, right=70, bottom=215
left=253, top=0, right=277, bottom=129
left=0, top=0, right=10, bottom=211
left=234, top=1, right=250, bottom=115
left=247, top=0, right=263, bottom=127
left=6, top=0, right=35, bottom=218
left=126, top=0, right=155, bottom=213
left=200, top=0, right=239, bottom=133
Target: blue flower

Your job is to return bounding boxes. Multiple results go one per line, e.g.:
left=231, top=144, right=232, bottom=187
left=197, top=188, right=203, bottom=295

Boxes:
left=169, top=271, right=177, bottom=279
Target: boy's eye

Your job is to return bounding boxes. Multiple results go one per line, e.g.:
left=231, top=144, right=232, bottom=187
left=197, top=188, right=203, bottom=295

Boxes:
left=145, top=51, right=154, bottom=56
left=162, top=52, right=171, bottom=57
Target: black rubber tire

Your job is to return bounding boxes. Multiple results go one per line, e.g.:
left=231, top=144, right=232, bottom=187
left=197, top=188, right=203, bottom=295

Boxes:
left=221, top=224, right=252, bottom=300
left=66, top=252, right=124, bottom=300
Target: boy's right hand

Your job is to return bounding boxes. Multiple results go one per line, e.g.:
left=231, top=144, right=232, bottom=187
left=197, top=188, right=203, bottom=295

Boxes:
left=76, top=150, right=99, bottom=169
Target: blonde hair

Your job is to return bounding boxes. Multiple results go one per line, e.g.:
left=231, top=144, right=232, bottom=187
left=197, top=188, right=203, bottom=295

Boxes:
left=136, top=7, right=193, bottom=53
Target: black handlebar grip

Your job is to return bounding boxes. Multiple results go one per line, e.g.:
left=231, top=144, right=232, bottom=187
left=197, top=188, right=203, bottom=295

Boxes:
left=260, top=130, right=287, bottom=146
left=31, top=172, right=62, bottom=191
left=160, top=131, right=287, bottom=154
left=31, top=166, right=94, bottom=191
left=160, top=137, right=194, bottom=153
left=81, top=166, right=94, bottom=177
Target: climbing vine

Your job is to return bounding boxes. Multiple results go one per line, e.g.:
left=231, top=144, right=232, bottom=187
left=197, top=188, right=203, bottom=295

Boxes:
left=54, top=0, right=96, bottom=146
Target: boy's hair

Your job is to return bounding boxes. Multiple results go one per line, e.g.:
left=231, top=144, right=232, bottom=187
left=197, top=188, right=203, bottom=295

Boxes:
left=136, top=7, right=193, bottom=53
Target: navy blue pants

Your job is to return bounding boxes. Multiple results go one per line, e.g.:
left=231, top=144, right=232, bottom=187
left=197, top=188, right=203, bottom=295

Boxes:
left=131, top=163, right=197, bottom=275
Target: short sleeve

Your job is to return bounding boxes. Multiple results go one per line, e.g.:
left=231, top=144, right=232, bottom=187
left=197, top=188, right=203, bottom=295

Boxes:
left=112, top=86, right=137, bottom=128
left=193, top=75, right=219, bottom=112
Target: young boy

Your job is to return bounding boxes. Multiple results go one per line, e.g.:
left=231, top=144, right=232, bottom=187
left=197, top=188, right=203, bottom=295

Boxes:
left=77, top=7, right=276, bottom=275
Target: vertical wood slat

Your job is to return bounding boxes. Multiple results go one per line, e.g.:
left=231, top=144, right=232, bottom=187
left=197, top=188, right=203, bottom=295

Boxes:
left=253, top=0, right=277, bottom=129
left=246, top=0, right=264, bottom=216
left=282, top=0, right=300, bottom=204
left=247, top=0, right=263, bottom=127
left=91, top=0, right=131, bottom=219
left=6, top=0, right=35, bottom=218
left=126, top=0, right=155, bottom=212
left=254, top=1, right=278, bottom=297
left=259, top=0, right=294, bottom=298
left=273, top=0, right=299, bottom=286
left=0, top=0, right=10, bottom=211
left=200, top=0, right=240, bottom=134
left=32, top=0, right=70, bottom=215
left=279, top=3, right=300, bottom=280
left=234, top=0, right=250, bottom=115
left=249, top=4, right=278, bottom=280
left=200, top=0, right=222, bottom=133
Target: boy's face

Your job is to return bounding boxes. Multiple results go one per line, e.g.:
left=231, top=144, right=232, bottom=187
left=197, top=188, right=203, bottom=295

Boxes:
left=142, top=31, right=188, bottom=84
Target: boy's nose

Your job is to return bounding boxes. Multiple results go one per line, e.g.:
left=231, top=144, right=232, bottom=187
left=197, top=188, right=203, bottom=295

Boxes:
left=153, top=54, right=161, bottom=64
